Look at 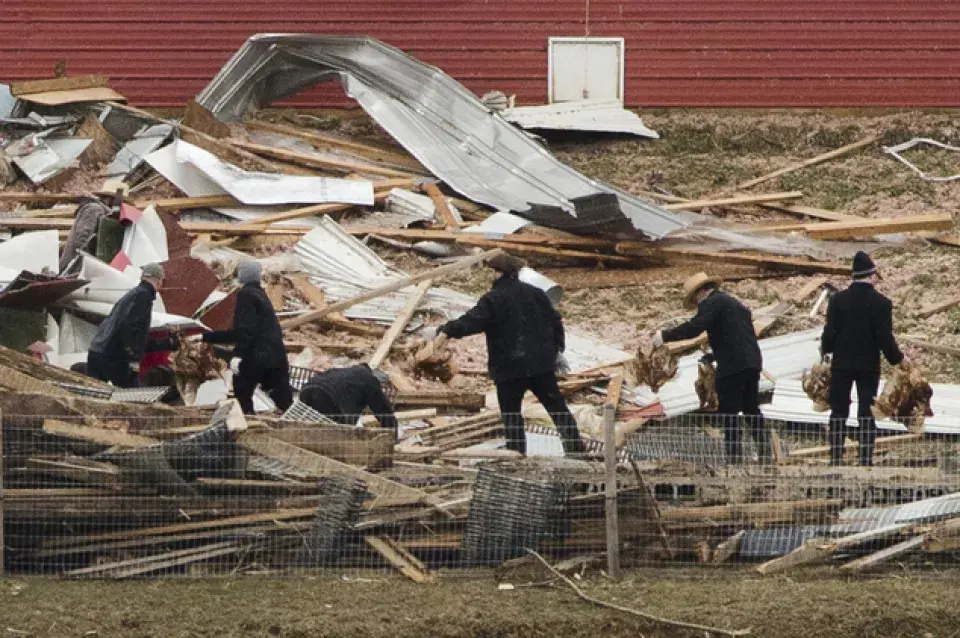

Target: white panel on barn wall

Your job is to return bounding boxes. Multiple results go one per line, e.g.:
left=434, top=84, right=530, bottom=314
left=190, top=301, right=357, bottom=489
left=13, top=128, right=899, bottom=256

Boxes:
left=548, top=37, right=625, bottom=104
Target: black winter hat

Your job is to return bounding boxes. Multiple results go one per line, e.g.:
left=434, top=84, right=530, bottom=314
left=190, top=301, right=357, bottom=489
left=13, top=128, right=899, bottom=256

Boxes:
left=852, top=251, right=877, bottom=279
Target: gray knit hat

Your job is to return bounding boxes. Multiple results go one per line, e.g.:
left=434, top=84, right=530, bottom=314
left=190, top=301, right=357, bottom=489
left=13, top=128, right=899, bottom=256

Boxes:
left=140, top=262, right=164, bottom=280
left=237, top=260, right=262, bottom=285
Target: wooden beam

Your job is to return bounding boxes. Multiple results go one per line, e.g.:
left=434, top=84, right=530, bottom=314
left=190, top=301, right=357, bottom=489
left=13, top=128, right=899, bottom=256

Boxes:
left=736, top=136, right=879, bottom=190
left=0, top=192, right=84, bottom=205
left=838, top=534, right=925, bottom=572
left=27, top=457, right=120, bottom=486
left=770, top=213, right=953, bottom=240
left=136, top=195, right=242, bottom=212
left=369, top=280, right=432, bottom=369
left=10, top=74, right=108, bottom=96
left=606, top=371, right=624, bottom=410
left=902, top=337, right=960, bottom=358
left=245, top=120, right=425, bottom=172
left=365, top=536, right=435, bottom=583
left=65, top=541, right=238, bottom=577
left=287, top=275, right=386, bottom=337
left=0, top=217, right=313, bottom=236
left=280, top=249, right=502, bottom=330
left=233, top=141, right=416, bottom=178
left=42, top=419, right=158, bottom=448
left=660, top=498, right=841, bottom=525
left=917, top=295, right=960, bottom=319
left=459, top=236, right=641, bottom=264
left=756, top=523, right=909, bottom=575
left=758, top=203, right=858, bottom=222
left=423, top=183, right=459, bottom=228
left=237, top=432, right=435, bottom=507
left=786, top=434, right=922, bottom=459
left=345, top=226, right=617, bottom=250
left=651, top=247, right=850, bottom=276
left=662, top=191, right=803, bottom=211
left=393, top=390, right=485, bottom=411
left=361, top=409, right=436, bottom=426
left=711, top=530, right=746, bottom=564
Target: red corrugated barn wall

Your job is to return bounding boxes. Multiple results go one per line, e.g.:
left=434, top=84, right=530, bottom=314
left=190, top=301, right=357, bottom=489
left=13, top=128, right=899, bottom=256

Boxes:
left=3, top=0, right=960, bottom=107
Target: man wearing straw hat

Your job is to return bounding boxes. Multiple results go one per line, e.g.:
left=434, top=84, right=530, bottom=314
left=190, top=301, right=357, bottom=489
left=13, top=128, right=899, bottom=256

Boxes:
left=821, top=251, right=905, bottom=467
left=653, top=272, right=769, bottom=464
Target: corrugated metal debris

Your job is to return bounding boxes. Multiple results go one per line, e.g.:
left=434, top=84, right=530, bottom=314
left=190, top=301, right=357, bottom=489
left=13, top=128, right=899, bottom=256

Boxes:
left=499, top=99, right=660, bottom=139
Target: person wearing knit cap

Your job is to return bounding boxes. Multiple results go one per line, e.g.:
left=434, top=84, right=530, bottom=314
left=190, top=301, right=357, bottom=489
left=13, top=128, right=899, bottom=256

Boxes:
left=200, top=260, right=292, bottom=414
left=422, top=253, right=585, bottom=456
left=87, top=262, right=178, bottom=387
left=821, top=251, right=905, bottom=466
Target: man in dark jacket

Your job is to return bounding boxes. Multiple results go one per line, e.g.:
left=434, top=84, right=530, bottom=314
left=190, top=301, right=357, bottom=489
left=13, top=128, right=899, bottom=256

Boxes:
left=655, top=272, right=768, bottom=464
left=299, top=364, right=398, bottom=435
left=821, top=251, right=904, bottom=467
left=424, top=254, right=584, bottom=456
left=86, top=262, right=178, bottom=387
left=199, top=260, right=292, bottom=415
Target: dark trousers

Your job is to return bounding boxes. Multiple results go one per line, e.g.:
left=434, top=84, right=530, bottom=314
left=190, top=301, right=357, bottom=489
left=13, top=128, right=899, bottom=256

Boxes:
left=234, top=361, right=293, bottom=415
left=715, top=368, right=769, bottom=464
left=86, top=351, right=139, bottom=388
left=495, top=372, right=585, bottom=456
left=299, top=385, right=355, bottom=426
left=828, top=368, right=881, bottom=466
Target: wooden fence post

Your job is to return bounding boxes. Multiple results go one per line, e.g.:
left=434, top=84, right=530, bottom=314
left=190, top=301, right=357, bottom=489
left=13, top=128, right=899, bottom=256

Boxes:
left=603, top=403, right=621, bottom=580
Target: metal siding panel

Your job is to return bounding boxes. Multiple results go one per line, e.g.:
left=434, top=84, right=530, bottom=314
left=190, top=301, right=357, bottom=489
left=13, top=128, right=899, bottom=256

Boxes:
left=1, top=2, right=960, bottom=107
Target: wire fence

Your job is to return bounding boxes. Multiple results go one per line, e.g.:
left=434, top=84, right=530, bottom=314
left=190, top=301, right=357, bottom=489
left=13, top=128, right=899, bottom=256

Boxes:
left=2, top=408, right=959, bottom=580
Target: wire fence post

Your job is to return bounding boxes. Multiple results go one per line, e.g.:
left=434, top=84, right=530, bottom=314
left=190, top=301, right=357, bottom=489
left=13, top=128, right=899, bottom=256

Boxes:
left=0, top=408, right=5, bottom=577
left=603, top=402, right=621, bottom=580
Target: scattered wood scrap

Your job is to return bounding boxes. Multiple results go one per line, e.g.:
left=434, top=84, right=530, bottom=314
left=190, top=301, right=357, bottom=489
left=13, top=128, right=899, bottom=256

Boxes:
left=365, top=536, right=435, bottom=583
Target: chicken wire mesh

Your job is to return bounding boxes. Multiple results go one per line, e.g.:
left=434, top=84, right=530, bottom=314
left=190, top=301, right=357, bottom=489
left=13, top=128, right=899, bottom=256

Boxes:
left=2, top=410, right=960, bottom=579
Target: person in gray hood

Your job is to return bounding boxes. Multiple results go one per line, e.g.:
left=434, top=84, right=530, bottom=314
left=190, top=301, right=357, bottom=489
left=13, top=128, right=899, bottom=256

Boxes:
left=86, top=262, right=178, bottom=387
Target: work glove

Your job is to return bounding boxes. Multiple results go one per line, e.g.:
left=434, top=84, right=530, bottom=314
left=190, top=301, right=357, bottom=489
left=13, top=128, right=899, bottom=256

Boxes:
left=421, top=326, right=441, bottom=342
left=230, top=358, right=242, bottom=376
left=555, top=352, right=571, bottom=376
left=128, top=361, right=140, bottom=372
left=651, top=330, right=664, bottom=349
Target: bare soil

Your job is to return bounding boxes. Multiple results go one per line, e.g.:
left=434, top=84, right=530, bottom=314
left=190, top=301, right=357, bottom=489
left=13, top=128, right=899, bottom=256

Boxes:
left=0, top=569, right=957, bottom=637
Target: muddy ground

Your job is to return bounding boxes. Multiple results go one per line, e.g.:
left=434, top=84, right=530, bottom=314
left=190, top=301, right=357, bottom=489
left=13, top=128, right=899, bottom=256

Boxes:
left=0, top=568, right=956, bottom=637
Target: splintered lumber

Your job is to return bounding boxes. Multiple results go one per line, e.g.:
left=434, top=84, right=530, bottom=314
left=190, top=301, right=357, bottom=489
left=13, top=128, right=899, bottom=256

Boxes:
left=755, top=523, right=909, bottom=575
left=662, top=191, right=803, bottom=211
left=393, top=390, right=485, bottom=411
left=787, top=434, right=921, bottom=459
left=917, top=295, right=960, bottom=319
left=0, top=192, right=85, bottom=205
left=365, top=536, right=435, bottom=583
left=838, top=534, right=925, bottom=572
left=233, top=141, right=416, bottom=178
left=642, top=246, right=850, bottom=275
left=660, top=498, right=841, bottom=526
left=423, top=183, right=460, bottom=228
left=65, top=541, right=239, bottom=577
left=902, top=337, right=960, bottom=358
left=281, top=249, right=502, bottom=330
left=287, top=274, right=385, bottom=337
left=27, top=457, right=121, bottom=486
left=10, top=74, right=109, bottom=96
left=758, top=203, right=858, bottom=222
left=456, top=236, right=640, bottom=264
left=138, top=195, right=241, bottom=212
left=42, top=420, right=158, bottom=448
left=712, top=530, right=746, bottom=564
left=772, top=213, right=953, bottom=240
left=53, top=508, right=319, bottom=545
left=736, top=136, right=879, bottom=190
left=237, top=432, right=435, bottom=507
left=344, top=226, right=616, bottom=251
left=369, top=280, right=432, bottom=369
left=195, top=478, right=320, bottom=493
left=266, top=425, right=394, bottom=470
left=245, top=121, right=426, bottom=172
left=360, top=409, right=436, bottom=426
left=606, top=371, right=624, bottom=409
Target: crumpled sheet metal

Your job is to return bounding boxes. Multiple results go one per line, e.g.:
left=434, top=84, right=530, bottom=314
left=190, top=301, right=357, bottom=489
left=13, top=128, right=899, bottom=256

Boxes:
left=195, top=34, right=685, bottom=240
left=500, top=99, right=659, bottom=139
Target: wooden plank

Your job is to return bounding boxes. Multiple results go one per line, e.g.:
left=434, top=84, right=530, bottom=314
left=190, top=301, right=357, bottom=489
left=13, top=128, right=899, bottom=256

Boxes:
left=787, top=434, right=921, bottom=459
left=56, top=508, right=318, bottom=545
left=369, top=280, right=432, bottom=369
left=653, top=247, right=850, bottom=276
left=245, top=121, right=426, bottom=172
left=344, top=226, right=616, bottom=250
left=736, top=136, right=879, bottom=190
left=758, top=203, right=858, bottom=222
left=42, top=419, right=158, bottom=448
left=770, top=430, right=785, bottom=465
left=360, top=409, right=436, bottom=426
left=10, top=74, right=108, bottom=96
left=756, top=523, right=909, bottom=575
left=195, top=478, right=319, bottom=492
left=281, top=249, right=502, bottom=330
left=0, top=192, right=84, bottom=205
left=65, top=541, right=238, bottom=577
left=393, top=390, right=485, bottom=410
left=265, top=282, right=286, bottom=311
left=606, top=371, right=624, bottom=410
left=662, top=191, right=803, bottom=211
left=423, top=183, right=459, bottom=228
left=838, top=534, right=925, bottom=572
left=457, top=236, right=639, bottom=264
left=440, top=448, right=521, bottom=459
left=27, top=457, right=120, bottom=486
left=0, top=217, right=312, bottom=236
left=287, top=275, right=386, bottom=338
left=771, top=213, right=953, bottom=240
left=660, top=498, right=841, bottom=525
left=365, top=536, right=435, bottom=583
left=20, top=87, right=125, bottom=106
left=237, top=432, right=434, bottom=507
left=111, top=544, right=242, bottom=579
left=917, top=295, right=960, bottom=319
left=233, top=141, right=416, bottom=178
left=266, top=426, right=394, bottom=470
left=136, top=195, right=241, bottom=212
left=711, top=530, right=746, bottom=564
left=902, top=337, right=960, bottom=358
